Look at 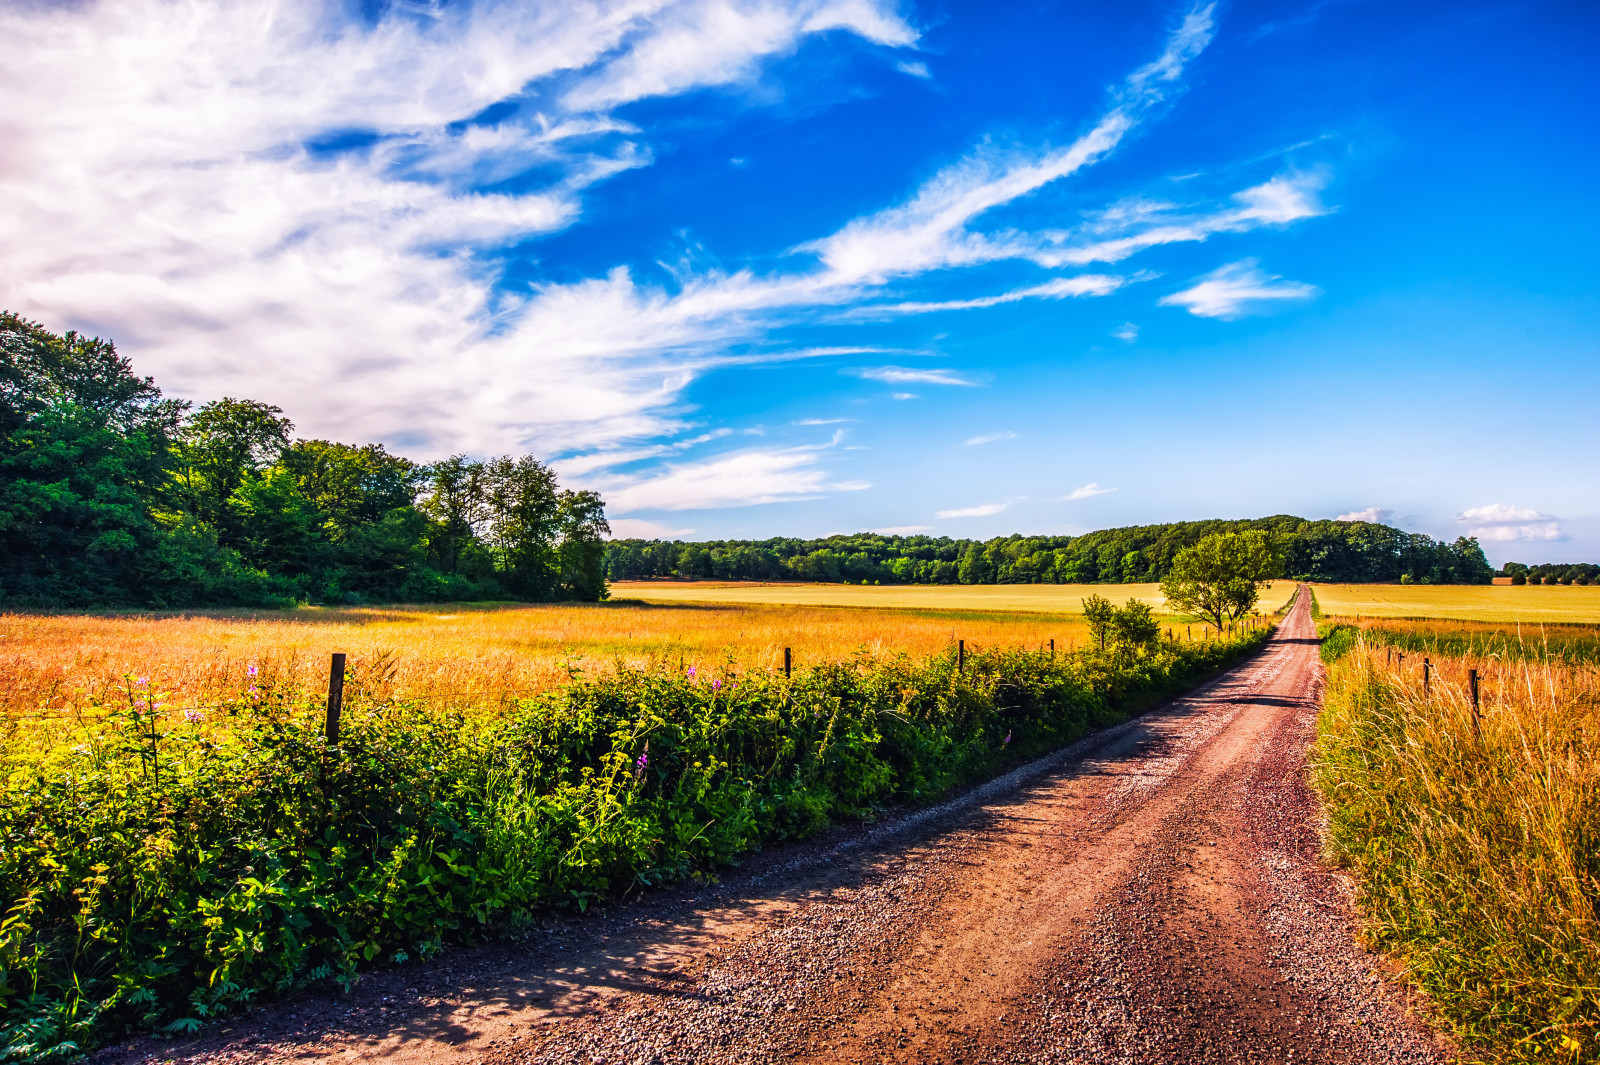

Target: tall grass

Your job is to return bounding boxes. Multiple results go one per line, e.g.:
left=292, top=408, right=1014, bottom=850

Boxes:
left=1329, top=617, right=1600, bottom=667
left=0, top=623, right=1269, bottom=1059
left=1313, top=636, right=1600, bottom=1063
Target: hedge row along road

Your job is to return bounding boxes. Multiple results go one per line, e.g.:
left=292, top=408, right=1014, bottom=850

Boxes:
left=102, top=588, right=1448, bottom=1065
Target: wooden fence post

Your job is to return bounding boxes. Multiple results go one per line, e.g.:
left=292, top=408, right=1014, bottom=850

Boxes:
left=958, top=640, right=965, bottom=672
left=1469, top=669, right=1482, bottom=740
left=1049, top=638, right=1054, bottom=656
left=784, top=647, right=792, bottom=678
left=325, top=653, right=346, bottom=745
left=1423, top=657, right=1431, bottom=695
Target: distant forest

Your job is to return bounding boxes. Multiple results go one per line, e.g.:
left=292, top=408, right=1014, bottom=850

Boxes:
left=0, top=313, right=609, bottom=607
left=606, top=516, right=1498, bottom=586
left=1500, top=562, right=1600, bottom=585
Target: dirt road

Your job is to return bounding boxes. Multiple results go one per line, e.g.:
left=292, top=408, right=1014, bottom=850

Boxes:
left=112, top=586, right=1447, bottom=1065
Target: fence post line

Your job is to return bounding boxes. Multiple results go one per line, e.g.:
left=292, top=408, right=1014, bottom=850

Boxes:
left=1469, top=668, right=1482, bottom=740
left=1049, top=637, right=1054, bottom=656
left=784, top=647, right=792, bottom=678
left=325, top=653, right=346, bottom=745
left=1424, top=657, right=1431, bottom=695
left=958, top=639, right=965, bottom=672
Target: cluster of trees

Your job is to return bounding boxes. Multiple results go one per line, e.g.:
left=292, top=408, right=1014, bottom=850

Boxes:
left=1500, top=562, right=1599, bottom=586
left=0, top=313, right=609, bottom=607
left=607, top=516, right=1494, bottom=586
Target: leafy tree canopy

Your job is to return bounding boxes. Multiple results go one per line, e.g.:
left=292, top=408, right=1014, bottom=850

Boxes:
left=1158, top=531, right=1282, bottom=628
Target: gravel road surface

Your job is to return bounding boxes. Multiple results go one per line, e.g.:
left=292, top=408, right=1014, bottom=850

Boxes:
left=103, top=586, right=1448, bottom=1065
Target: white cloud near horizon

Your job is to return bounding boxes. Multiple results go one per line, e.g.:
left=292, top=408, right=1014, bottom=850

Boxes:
left=1159, top=259, right=1319, bottom=319
left=1064, top=482, right=1115, bottom=500
left=1336, top=506, right=1395, bottom=523
left=1458, top=503, right=1565, bottom=543
left=964, top=431, right=1017, bottom=446
left=872, top=523, right=933, bottom=534
left=937, top=501, right=1009, bottom=518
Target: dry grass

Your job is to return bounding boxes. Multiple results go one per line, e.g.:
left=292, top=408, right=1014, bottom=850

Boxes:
left=1314, top=582, right=1600, bottom=623
left=613, top=579, right=1300, bottom=613
left=1315, top=635, right=1600, bottom=1062
left=0, top=600, right=1095, bottom=720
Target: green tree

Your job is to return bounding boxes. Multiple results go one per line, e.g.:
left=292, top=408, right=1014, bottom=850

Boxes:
left=1110, top=598, right=1160, bottom=653
left=1159, top=531, right=1281, bottom=629
left=418, top=455, right=487, bottom=576
left=556, top=489, right=610, bottom=600
left=482, top=455, right=561, bottom=597
left=1082, top=593, right=1115, bottom=651
left=175, top=398, right=292, bottom=542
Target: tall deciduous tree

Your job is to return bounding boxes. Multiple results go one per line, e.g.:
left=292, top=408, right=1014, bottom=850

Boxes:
left=1159, top=531, right=1281, bottom=628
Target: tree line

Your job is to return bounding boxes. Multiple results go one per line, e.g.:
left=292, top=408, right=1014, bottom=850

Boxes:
left=606, top=515, right=1496, bottom=586
left=1500, top=562, right=1599, bottom=586
left=0, top=313, right=609, bottom=607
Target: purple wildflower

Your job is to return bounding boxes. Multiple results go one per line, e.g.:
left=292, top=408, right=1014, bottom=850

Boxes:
left=687, top=665, right=697, bottom=679
left=1003, top=730, right=1012, bottom=746
left=136, top=676, right=148, bottom=687
left=712, top=677, right=722, bottom=691
left=247, top=665, right=259, bottom=678
left=634, top=742, right=650, bottom=780
left=183, top=709, right=203, bottom=724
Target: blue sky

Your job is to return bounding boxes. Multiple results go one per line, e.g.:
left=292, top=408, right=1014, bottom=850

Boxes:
left=4, top=0, right=1596, bottom=562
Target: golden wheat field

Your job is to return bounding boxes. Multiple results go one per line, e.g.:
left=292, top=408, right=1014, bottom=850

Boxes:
left=1314, top=582, right=1600, bottom=623
left=612, top=579, right=1300, bottom=613
left=0, top=599, right=1103, bottom=719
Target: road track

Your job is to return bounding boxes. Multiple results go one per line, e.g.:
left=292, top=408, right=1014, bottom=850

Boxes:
left=108, top=586, right=1448, bottom=1065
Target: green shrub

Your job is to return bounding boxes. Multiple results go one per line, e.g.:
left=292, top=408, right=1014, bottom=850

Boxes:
left=0, top=629, right=1269, bottom=1054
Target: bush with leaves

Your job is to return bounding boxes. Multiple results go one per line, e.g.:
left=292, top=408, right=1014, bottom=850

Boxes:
left=0, top=626, right=1272, bottom=1055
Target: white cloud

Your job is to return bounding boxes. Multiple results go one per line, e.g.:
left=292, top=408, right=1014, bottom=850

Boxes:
left=964, top=431, right=1017, bottom=446
left=793, top=417, right=856, bottom=425
left=608, top=518, right=697, bottom=539
left=594, top=444, right=868, bottom=512
left=1458, top=503, right=1548, bottom=524
left=937, top=502, right=1008, bottom=518
left=1063, top=482, right=1114, bottom=500
left=0, top=0, right=914, bottom=457
left=891, top=392, right=918, bottom=400
left=1, top=0, right=1324, bottom=517
left=896, top=60, right=932, bottom=79
left=1336, top=507, right=1394, bottom=524
left=1112, top=322, right=1140, bottom=342
left=560, top=0, right=916, bottom=112
left=871, top=524, right=932, bottom=535
left=1457, top=503, right=1565, bottom=543
left=857, top=275, right=1125, bottom=316
left=849, top=366, right=979, bottom=386
left=1159, top=259, right=1318, bottom=319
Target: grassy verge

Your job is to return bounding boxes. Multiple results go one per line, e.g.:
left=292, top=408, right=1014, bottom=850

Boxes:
left=1, top=628, right=1271, bottom=1059
left=1312, top=637, right=1600, bottom=1063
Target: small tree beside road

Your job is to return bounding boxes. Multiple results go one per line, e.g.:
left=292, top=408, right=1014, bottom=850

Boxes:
left=1159, top=531, right=1281, bottom=629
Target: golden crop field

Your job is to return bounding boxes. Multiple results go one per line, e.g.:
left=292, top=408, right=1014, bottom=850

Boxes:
left=1313, top=583, right=1600, bottom=623
left=0, top=599, right=1096, bottom=720
left=612, top=580, right=1300, bottom=614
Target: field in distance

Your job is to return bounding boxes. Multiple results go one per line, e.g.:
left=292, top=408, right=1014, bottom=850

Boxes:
left=0, top=600, right=1095, bottom=720
left=1314, top=582, right=1600, bottom=623
left=612, top=580, right=1300, bottom=614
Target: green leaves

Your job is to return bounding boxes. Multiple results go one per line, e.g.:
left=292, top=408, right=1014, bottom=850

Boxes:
left=1159, top=531, right=1281, bottom=629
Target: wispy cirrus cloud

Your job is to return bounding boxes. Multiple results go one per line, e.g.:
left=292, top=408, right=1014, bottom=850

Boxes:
left=608, top=518, right=697, bottom=540
left=848, top=366, right=980, bottom=386
left=3, top=1, right=1331, bottom=517
left=1064, top=482, right=1115, bottom=500
left=937, top=501, right=1009, bottom=518
left=1159, top=259, right=1318, bottom=319
left=1458, top=503, right=1565, bottom=543
left=965, top=431, right=1017, bottom=446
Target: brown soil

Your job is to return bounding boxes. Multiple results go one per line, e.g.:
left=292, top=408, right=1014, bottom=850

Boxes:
left=98, top=586, right=1449, bottom=1065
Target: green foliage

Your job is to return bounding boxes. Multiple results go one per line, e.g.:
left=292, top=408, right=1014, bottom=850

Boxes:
left=606, top=516, right=1496, bottom=587
left=1317, top=622, right=1359, bottom=663
left=0, top=314, right=608, bottom=607
left=0, top=627, right=1271, bottom=1053
left=1158, top=531, right=1280, bottom=629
